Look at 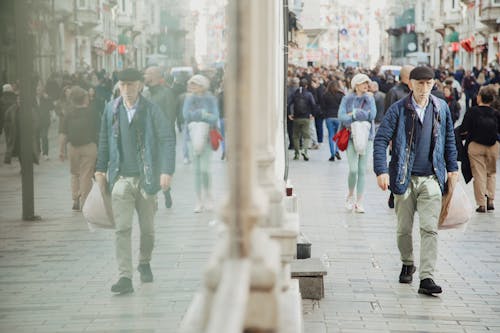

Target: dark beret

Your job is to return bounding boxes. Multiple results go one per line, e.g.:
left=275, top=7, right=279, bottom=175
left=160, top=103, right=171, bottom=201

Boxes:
left=117, top=68, right=143, bottom=82
left=409, top=66, right=434, bottom=81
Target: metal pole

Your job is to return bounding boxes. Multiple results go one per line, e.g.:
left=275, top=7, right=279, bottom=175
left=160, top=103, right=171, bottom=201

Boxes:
left=283, top=0, right=289, bottom=182
left=14, top=0, right=40, bottom=221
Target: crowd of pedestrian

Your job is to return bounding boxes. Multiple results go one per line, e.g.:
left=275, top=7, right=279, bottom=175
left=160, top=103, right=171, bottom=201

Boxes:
left=286, top=62, right=499, bottom=297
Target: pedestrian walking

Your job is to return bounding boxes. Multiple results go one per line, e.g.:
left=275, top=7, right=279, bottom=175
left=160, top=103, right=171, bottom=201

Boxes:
left=182, top=74, right=219, bottom=213
left=338, top=73, right=376, bottom=213
left=288, top=79, right=316, bottom=161
left=95, top=68, right=176, bottom=294
left=59, top=86, right=100, bottom=211
left=286, top=77, right=300, bottom=150
left=143, top=66, right=177, bottom=209
left=373, top=66, right=459, bottom=296
left=460, top=85, right=500, bottom=213
left=321, top=79, right=344, bottom=161
left=34, top=82, right=54, bottom=161
left=462, top=70, right=478, bottom=112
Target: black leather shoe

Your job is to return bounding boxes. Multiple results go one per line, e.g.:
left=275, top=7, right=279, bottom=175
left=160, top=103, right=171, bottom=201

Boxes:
left=329, top=156, right=335, bottom=161
left=301, top=152, right=309, bottom=161
left=137, top=263, right=153, bottom=283
left=388, top=192, right=395, bottom=209
left=164, top=189, right=172, bottom=209
left=399, top=264, right=416, bottom=284
left=335, top=152, right=341, bottom=160
left=111, top=277, right=134, bottom=294
left=476, top=206, right=486, bottom=213
left=418, top=278, right=442, bottom=295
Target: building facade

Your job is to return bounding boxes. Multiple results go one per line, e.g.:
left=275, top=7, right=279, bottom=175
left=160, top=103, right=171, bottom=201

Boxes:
left=0, top=0, right=196, bottom=84
left=388, top=0, right=500, bottom=70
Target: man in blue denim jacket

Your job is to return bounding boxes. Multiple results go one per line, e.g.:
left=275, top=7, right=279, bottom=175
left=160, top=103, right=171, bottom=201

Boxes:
left=95, top=68, right=176, bottom=294
left=373, top=66, right=458, bottom=296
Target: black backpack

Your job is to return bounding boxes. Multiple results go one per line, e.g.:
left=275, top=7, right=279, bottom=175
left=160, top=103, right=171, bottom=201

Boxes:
left=293, top=90, right=310, bottom=118
left=474, top=108, right=498, bottom=145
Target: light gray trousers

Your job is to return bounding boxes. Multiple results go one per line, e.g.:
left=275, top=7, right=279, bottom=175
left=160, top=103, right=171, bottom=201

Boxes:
left=394, top=175, right=442, bottom=280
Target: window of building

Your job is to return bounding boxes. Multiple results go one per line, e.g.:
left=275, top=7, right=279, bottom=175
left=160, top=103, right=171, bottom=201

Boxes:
left=121, top=0, right=126, bottom=12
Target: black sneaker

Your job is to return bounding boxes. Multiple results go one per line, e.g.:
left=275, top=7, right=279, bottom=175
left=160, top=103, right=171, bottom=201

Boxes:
left=137, top=263, right=153, bottom=283
left=111, top=277, right=134, bottom=294
left=329, top=156, right=335, bottom=161
left=418, top=278, right=442, bottom=295
left=399, top=264, right=416, bottom=284
left=335, top=152, right=341, bottom=160
left=476, top=206, right=486, bottom=213
left=164, top=189, right=172, bottom=208
left=301, top=152, right=309, bottom=161
left=388, top=192, right=395, bottom=209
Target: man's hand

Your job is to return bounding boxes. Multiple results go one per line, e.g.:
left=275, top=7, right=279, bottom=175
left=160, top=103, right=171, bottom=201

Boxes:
left=447, top=171, right=459, bottom=179
left=377, top=173, right=390, bottom=191
left=160, top=174, right=172, bottom=191
left=288, top=115, right=294, bottom=121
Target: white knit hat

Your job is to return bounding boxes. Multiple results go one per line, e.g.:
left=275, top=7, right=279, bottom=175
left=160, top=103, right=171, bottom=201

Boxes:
left=350, top=73, right=371, bottom=89
left=2, top=84, right=13, bottom=93
left=188, top=74, right=210, bottom=90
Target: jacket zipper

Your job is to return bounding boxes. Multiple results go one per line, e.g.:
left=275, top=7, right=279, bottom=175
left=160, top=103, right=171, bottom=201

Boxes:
left=400, top=112, right=416, bottom=185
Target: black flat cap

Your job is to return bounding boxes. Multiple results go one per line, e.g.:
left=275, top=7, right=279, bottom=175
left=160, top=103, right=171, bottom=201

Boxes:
left=117, top=68, right=143, bottom=82
left=409, top=66, right=434, bottom=80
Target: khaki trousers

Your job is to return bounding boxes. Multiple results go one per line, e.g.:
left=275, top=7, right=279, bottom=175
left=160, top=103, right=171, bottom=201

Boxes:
left=68, top=143, right=97, bottom=206
left=468, top=141, right=499, bottom=206
left=112, top=177, right=156, bottom=279
left=394, top=176, right=442, bottom=280
left=293, top=118, right=310, bottom=156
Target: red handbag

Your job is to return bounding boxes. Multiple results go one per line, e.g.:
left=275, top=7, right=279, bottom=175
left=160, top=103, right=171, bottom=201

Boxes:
left=209, top=128, right=223, bottom=151
left=333, top=128, right=350, bottom=151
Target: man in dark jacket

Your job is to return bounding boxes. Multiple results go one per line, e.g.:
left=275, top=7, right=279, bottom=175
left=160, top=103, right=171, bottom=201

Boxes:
left=287, top=79, right=316, bottom=161
left=373, top=66, right=458, bottom=296
left=144, top=66, right=177, bottom=208
left=59, top=86, right=99, bottom=211
left=95, top=68, right=176, bottom=294
left=384, top=65, right=414, bottom=112
left=34, top=83, right=54, bottom=160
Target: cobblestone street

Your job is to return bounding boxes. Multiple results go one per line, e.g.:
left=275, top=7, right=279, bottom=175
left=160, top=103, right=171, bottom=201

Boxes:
left=1, top=128, right=499, bottom=332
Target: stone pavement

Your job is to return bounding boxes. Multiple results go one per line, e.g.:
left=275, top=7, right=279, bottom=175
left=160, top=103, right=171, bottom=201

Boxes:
left=1, top=125, right=500, bottom=333
left=291, top=143, right=500, bottom=333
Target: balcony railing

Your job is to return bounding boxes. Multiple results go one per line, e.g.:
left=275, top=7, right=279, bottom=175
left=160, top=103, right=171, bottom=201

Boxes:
left=77, top=7, right=99, bottom=29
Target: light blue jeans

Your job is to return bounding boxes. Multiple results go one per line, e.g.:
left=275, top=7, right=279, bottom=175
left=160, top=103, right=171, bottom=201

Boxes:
left=346, top=139, right=368, bottom=197
left=325, top=117, right=340, bottom=157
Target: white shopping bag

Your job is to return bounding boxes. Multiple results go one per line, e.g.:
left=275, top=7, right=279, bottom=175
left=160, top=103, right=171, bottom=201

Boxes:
left=350, top=121, right=371, bottom=155
left=82, top=180, right=115, bottom=230
left=188, top=121, right=210, bottom=155
left=439, top=181, right=473, bottom=230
